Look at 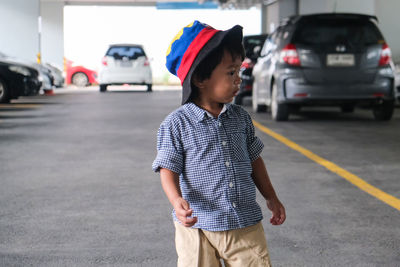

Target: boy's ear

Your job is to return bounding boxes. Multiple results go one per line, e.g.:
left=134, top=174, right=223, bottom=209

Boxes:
left=192, top=75, right=204, bottom=89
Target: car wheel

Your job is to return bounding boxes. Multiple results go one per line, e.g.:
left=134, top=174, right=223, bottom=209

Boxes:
left=373, top=100, right=394, bottom=121
left=71, top=72, right=89, bottom=87
left=252, top=84, right=266, bottom=112
left=271, top=83, right=289, bottom=121
left=341, top=104, right=355, bottom=113
left=99, top=84, right=107, bottom=92
left=146, top=84, right=152, bottom=92
left=0, top=78, right=11, bottom=103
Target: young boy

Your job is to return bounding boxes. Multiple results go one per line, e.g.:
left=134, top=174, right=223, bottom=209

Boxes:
left=152, top=21, right=286, bottom=267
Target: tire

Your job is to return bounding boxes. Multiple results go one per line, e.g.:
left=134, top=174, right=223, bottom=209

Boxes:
left=146, top=84, right=152, bottom=92
left=71, top=72, right=89, bottom=87
left=99, top=84, right=107, bottom=92
left=0, top=78, right=11, bottom=103
left=341, top=104, right=355, bottom=113
left=271, top=83, right=289, bottom=121
left=373, top=100, right=394, bottom=121
left=252, top=84, right=266, bottom=112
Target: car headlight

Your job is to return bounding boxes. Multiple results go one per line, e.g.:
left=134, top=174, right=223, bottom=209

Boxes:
left=9, top=65, right=31, bottom=76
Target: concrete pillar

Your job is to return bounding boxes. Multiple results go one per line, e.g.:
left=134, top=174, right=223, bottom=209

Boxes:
left=278, top=0, right=297, bottom=21
left=299, top=0, right=374, bottom=15
left=261, top=4, right=268, bottom=33
left=266, top=2, right=279, bottom=33
left=40, top=1, right=64, bottom=68
left=375, top=0, right=400, bottom=63
left=0, top=0, right=40, bottom=62
left=263, top=0, right=298, bottom=33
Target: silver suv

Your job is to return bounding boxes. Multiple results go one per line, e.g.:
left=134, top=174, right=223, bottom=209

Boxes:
left=99, top=44, right=152, bottom=92
left=252, top=13, right=396, bottom=121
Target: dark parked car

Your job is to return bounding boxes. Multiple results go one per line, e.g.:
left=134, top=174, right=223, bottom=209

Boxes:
left=234, top=34, right=268, bottom=105
left=252, top=13, right=396, bottom=121
left=0, top=52, right=55, bottom=91
left=0, top=59, right=42, bottom=103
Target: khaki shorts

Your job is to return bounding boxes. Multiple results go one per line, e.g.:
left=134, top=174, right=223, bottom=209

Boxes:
left=174, top=221, right=271, bottom=267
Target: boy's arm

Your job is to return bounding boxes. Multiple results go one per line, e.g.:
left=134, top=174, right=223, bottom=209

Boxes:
left=160, top=168, right=198, bottom=227
left=251, top=157, right=286, bottom=225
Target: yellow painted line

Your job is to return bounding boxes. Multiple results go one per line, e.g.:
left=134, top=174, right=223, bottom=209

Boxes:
left=253, top=119, right=400, bottom=211
left=0, top=104, right=41, bottom=109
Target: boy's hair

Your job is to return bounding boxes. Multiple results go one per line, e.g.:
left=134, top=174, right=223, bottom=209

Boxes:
left=189, top=36, right=245, bottom=102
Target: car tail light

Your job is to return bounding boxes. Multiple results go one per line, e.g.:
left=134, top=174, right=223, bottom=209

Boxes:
left=373, top=93, right=385, bottom=97
left=280, top=44, right=301, bottom=66
left=144, top=57, right=150, bottom=66
left=294, top=93, right=308, bottom=97
left=101, top=57, right=108, bottom=66
left=241, top=58, right=254, bottom=69
left=378, top=43, right=391, bottom=66
left=244, top=84, right=252, bottom=91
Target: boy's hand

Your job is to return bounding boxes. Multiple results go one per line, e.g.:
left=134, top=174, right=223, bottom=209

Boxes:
left=266, top=198, right=286, bottom=225
left=173, top=197, right=198, bottom=227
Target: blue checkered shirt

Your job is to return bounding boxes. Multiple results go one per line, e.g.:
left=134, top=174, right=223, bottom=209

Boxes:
left=152, top=103, right=264, bottom=231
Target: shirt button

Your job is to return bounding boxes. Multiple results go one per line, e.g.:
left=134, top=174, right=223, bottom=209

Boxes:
left=218, top=122, right=222, bottom=127
left=232, top=202, right=237, bottom=208
left=222, top=141, right=227, bottom=146
left=225, top=161, right=230, bottom=167
left=229, top=182, right=234, bottom=188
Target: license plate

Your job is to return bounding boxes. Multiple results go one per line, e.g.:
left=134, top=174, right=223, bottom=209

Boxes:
left=327, top=54, right=355, bottom=67
left=120, top=61, right=132, bottom=67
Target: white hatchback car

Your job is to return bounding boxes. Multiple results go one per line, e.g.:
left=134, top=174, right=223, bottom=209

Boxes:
left=99, top=44, right=152, bottom=92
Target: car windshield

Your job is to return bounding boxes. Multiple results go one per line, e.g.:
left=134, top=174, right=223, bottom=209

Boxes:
left=243, top=35, right=267, bottom=58
left=244, top=36, right=266, bottom=48
left=106, top=46, right=145, bottom=60
left=293, top=18, right=383, bottom=45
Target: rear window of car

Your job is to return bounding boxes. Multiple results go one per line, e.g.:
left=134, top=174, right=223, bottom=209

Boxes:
left=106, top=46, right=146, bottom=60
left=292, top=18, right=384, bottom=45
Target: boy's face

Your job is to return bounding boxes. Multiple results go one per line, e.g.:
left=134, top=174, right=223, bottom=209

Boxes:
left=197, top=49, right=242, bottom=105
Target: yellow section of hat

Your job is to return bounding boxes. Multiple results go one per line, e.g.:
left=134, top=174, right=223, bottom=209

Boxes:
left=166, top=21, right=194, bottom=56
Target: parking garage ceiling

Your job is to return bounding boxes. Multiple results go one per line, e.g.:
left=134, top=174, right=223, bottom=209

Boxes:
left=42, top=0, right=270, bottom=9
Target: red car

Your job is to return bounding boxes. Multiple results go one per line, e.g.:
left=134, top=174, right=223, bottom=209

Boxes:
left=65, top=59, right=98, bottom=87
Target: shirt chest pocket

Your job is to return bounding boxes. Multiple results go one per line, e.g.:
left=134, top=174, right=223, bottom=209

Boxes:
left=230, top=132, right=249, bottom=162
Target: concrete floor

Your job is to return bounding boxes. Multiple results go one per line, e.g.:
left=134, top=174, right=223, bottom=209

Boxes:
left=1, top=88, right=399, bottom=266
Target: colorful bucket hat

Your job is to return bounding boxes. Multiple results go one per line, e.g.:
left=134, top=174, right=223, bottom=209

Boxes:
left=166, top=20, right=243, bottom=104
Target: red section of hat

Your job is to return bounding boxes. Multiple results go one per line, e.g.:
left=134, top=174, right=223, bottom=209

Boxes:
left=177, top=27, right=219, bottom=83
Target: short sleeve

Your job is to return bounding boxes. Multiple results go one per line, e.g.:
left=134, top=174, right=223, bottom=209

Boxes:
left=244, top=112, right=264, bottom=162
left=152, top=118, right=184, bottom=174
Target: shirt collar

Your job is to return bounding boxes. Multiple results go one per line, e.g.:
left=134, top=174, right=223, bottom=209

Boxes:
left=185, top=103, right=233, bottom=122
left=204, top=104, right=227, bottom=118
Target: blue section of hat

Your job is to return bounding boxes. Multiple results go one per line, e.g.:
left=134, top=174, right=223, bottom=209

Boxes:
left=165, top=21, right=205, bottom=77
